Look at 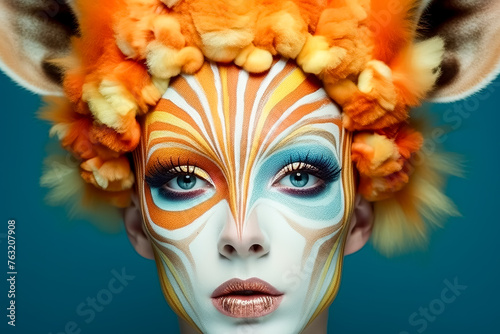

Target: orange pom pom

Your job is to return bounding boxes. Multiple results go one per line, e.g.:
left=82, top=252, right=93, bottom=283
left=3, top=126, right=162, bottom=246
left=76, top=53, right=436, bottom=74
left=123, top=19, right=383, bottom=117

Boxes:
left=352, top=125, right=423, bottom=201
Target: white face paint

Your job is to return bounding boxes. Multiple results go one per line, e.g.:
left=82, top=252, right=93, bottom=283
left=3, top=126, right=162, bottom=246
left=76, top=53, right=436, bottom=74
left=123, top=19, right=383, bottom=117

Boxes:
left=134, top=60, right=355, bottom=333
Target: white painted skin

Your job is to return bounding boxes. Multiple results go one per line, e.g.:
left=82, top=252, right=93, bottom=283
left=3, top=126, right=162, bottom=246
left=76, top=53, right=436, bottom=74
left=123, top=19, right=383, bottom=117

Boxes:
left=137, top=60, right=352, bottom=334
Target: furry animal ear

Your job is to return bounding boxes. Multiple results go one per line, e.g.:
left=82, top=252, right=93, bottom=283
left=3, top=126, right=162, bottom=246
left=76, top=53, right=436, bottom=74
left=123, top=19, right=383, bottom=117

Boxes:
left=419, top=0, right=500, bottom=102
left=0, top=0, right=78, bottom=95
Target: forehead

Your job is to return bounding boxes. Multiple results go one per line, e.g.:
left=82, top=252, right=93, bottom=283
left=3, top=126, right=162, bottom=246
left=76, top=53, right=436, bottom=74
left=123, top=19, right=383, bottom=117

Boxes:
left=143, top=60, right=343, bottom=158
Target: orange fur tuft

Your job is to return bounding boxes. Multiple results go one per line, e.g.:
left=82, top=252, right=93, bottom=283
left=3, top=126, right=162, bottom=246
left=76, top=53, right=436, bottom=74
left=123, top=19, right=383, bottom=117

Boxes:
left=368, top=0, right=420, bottom=63
left=40, top=154, right=130, bottom=232
left=371, top=151, right=461, bottom=256
left=352, top=125, right=423, bottom=201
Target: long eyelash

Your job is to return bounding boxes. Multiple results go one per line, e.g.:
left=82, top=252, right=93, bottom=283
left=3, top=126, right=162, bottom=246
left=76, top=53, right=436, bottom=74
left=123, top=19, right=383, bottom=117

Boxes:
left=281, top=151, right=341, bottom=183
left=145, top=157, right=198, bottom=188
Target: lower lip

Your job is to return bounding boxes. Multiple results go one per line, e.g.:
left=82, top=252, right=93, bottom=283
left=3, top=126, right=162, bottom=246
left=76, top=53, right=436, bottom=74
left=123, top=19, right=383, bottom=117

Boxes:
left=212, top=294, right=284, bottom=318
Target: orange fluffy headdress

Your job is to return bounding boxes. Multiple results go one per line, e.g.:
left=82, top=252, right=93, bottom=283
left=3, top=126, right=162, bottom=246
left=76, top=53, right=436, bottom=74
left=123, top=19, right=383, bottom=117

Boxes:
left=40, top=0, right=455, bottom=255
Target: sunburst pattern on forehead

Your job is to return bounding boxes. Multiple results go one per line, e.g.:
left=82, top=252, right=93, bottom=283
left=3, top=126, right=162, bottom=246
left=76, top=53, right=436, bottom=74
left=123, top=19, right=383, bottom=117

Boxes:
left=142, top=60, right=343, bottom=234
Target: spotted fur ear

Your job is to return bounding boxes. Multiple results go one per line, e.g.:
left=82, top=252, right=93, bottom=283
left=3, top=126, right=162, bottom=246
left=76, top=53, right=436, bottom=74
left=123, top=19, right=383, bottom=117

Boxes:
left=418, top=0, right=500, bottom=102
left=0, top=0, right=78, bottom=95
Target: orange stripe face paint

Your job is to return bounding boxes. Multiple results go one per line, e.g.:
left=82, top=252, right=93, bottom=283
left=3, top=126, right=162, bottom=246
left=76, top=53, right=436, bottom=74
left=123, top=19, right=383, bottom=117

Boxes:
left=134, top=60, right=355, bottom=333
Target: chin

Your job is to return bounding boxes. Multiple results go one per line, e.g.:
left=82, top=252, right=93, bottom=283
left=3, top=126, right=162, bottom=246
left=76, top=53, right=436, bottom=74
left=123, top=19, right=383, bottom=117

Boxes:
left=200, top=312, right=306, bottom=334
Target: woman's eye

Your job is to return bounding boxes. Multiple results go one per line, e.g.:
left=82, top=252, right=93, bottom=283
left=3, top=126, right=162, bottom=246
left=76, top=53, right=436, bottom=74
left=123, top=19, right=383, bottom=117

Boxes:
left=164, top=174, right=208, bottom=192
left=169, top=174, right=199, bottom=190
left=146, top=163, right=216, bottom=206
left=155, top=173, right=213, bottom=201
left=270, top=155, right=341, bottom=197
left=276, top=171, right=323, bottom=195
left=280, top=172, right=318, bottom=188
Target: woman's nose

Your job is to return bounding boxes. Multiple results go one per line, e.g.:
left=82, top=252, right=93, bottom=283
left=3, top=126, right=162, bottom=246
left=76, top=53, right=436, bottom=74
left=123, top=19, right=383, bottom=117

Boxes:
left=217, top=210, right=270, bottom=259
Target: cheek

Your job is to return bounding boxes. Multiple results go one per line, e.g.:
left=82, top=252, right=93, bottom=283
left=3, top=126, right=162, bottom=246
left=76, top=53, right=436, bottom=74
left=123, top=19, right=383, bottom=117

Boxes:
left=267, top=179, right=344, bottom=226
left=263, top=201, right=344, bottom=284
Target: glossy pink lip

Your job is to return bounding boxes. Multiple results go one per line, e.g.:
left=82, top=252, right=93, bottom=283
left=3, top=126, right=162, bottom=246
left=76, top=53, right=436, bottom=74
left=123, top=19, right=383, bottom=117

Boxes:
left=211, top=278, right=284, bottom=318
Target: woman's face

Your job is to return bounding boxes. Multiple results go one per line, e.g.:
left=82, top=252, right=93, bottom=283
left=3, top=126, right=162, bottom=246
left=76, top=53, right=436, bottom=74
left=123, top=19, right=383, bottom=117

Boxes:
left=134, top=60, right=355, bottom=333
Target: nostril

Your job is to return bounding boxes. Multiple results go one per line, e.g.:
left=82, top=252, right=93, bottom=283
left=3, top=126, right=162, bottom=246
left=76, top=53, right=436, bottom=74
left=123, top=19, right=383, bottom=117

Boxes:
left=249, top=244, right=263, bottom=253
left=221, top=244, right=266, bottom=257
left=223, top=245, right=236, bottom=256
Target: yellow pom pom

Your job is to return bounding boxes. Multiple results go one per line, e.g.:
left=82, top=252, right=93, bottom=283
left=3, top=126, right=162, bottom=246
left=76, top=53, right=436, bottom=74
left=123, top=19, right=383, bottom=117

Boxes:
left=297, top=35, right=346, bottom=75
left=234, top=44, right=273, bottom=73
left=82, top=82, right=137, bottom=133
left=147, top=43, right=204, bottom=79
left=201, top=29, right=254, bottom=62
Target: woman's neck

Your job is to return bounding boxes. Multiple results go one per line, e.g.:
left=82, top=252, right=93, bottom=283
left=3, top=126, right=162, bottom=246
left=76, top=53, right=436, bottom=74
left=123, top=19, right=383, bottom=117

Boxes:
left=178, top=310, right=329, bottom=334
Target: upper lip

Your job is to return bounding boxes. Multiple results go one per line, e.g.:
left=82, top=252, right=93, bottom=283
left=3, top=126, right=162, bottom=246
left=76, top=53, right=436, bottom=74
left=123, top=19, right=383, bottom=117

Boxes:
left=211, top=278, right=283, bottom=298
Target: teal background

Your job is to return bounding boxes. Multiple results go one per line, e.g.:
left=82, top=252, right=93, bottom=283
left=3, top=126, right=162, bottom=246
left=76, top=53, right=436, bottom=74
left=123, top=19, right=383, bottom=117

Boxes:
left=1, top=70, right=499, bottom=334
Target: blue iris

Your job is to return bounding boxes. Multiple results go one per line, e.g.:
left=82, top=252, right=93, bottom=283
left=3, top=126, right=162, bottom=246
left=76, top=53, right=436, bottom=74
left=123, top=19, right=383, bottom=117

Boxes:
left=290, top=172, right=309, bottom=188
left=177, top=175, right=197, bottom=190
